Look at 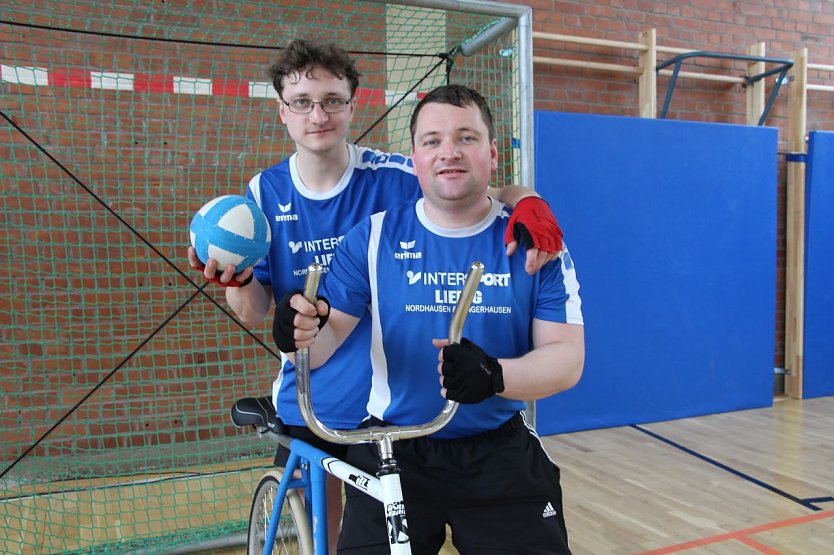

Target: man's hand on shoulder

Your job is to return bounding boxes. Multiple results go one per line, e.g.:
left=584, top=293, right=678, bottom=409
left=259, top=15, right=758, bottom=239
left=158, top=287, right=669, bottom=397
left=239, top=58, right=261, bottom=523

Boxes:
left=503, top=196, right=563, bottom=275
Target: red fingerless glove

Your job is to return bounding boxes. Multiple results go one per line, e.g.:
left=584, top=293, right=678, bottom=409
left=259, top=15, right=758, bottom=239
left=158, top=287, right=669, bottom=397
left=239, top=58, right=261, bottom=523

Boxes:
left=504, top=196, right=564, bottom=254
left=192, top=263, right=254, bottom=288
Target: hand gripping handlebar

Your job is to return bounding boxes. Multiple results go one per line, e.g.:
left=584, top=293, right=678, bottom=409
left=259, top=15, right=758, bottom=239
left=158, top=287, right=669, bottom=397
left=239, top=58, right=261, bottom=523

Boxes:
left=295, top=262, right=484, bottom=458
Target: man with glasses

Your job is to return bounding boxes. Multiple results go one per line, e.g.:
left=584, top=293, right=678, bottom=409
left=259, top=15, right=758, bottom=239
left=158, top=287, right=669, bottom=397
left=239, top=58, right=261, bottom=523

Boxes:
left=188, top=39, right=563, bottom=553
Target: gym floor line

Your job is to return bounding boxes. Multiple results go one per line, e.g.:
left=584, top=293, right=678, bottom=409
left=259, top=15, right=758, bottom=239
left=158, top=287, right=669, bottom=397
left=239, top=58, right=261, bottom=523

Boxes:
left=638, top=508, right=834, bottom=554
left=542, top=397, right=834, bottom=554
left=632, top=424, right=834, bottom=512
left=627, top=420, right=833, bottom=553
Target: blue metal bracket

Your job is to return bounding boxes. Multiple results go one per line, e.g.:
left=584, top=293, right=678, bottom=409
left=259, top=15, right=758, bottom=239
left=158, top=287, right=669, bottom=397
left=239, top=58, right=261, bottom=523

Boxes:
left=656, top=51, right=794, bottom=126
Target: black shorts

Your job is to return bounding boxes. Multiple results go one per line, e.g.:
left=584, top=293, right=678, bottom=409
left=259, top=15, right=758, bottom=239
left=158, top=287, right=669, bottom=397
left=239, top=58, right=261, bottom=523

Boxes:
left=337, top=413, right=571, bottom=555
left=273, top=424, right=351, bottom=467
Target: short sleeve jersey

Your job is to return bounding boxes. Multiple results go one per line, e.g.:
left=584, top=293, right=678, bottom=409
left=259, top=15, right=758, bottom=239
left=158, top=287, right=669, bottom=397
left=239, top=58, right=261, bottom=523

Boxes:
left=247, top=144, right=420, bottom=428
left=321, top=198, right=583, bottom=439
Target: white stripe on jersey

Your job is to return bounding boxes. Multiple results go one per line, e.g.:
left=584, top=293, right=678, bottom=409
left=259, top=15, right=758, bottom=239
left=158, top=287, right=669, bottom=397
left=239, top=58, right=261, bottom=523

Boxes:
left=366, top=211, right=391, bottom=418
left=560, top=241, right=584, bottom=325
left=272, top=351, right=292, bottom=410
left=247, top=173, right=264, bottom=206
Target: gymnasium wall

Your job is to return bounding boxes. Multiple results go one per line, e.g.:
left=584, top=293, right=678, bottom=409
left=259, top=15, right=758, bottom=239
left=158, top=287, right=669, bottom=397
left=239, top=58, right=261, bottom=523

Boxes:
left=534, top=111, right=777, bottom=434
left=803, top=131, right=834, bottom=399
left=522, top=0, right=834, bottom=372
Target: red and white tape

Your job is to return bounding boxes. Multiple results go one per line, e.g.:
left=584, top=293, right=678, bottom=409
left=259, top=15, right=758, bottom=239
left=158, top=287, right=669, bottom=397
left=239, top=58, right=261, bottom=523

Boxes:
left=0, top=64, right=424, bottom=105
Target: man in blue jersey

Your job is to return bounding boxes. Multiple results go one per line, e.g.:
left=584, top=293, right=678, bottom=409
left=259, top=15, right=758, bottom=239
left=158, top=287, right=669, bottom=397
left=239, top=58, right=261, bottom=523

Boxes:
left=277, top=84, right=584, bottom=554
left=188, top=40, right=566, bottom=552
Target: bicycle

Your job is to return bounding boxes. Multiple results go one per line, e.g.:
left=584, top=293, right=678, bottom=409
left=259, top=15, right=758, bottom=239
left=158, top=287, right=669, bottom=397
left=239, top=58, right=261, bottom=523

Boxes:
left=231, top=261, right=484, bottom=555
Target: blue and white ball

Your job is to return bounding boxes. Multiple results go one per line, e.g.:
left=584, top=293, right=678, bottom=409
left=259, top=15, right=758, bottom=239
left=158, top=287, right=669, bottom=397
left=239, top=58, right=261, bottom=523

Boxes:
left=189, top=195, right=271, bottom=272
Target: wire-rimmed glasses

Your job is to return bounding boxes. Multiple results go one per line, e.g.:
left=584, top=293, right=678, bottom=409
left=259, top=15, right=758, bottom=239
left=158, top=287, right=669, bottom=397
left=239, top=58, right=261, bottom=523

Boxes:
left=281, top=97, right=352, bottom=114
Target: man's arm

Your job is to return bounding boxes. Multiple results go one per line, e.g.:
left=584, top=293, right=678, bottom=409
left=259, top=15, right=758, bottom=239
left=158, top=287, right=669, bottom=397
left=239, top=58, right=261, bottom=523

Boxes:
left=188, top=245, right=272, bottom=326
left=487, top=184, right=537, bottom=207
left=497, top=320, right=584, bottom=400
left=226, top=278, right=273, bottom=326
left=436, top=320, right=584, bottom=403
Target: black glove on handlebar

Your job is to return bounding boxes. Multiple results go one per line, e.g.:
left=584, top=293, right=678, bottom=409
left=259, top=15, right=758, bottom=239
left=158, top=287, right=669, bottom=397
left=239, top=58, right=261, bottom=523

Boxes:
left=441, top=338, right=505, bottom=404
left=272, top=289, right=330, bottom=353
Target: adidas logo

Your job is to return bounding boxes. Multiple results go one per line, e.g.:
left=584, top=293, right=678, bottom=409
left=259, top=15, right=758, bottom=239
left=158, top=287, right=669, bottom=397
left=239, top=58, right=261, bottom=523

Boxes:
left=542, top=501, right=558, bottom=518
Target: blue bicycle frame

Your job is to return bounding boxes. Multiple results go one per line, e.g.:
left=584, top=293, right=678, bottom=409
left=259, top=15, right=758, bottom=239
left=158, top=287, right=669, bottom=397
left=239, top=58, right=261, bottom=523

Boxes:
left=261, top=438, right=380, bottom=554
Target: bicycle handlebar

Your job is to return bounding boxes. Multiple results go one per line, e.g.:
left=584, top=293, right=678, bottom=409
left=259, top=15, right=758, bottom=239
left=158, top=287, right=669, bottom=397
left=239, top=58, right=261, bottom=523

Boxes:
left=295, top=261, right=484, bottom=448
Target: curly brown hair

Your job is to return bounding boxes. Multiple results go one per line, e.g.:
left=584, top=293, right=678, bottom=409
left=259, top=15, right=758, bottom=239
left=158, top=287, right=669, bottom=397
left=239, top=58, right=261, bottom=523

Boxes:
left=269, top=39, right=361, bottom=99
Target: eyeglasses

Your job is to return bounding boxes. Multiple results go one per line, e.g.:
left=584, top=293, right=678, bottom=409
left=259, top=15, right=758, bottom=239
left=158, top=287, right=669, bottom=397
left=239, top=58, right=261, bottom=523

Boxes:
left=281, top=97, right=352, bottom=114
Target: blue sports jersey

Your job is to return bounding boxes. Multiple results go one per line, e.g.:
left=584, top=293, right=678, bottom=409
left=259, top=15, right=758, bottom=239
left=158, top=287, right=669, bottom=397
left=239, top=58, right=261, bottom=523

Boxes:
left=321, top=198, right=583, bottom=439
left=247, top=144, right=420, bottom=428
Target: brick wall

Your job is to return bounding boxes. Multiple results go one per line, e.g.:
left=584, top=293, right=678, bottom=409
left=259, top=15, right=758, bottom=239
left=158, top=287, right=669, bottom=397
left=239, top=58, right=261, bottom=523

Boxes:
left=0, top=1, right=516, bottom=478
left=0, top=2, right=395, bottom=471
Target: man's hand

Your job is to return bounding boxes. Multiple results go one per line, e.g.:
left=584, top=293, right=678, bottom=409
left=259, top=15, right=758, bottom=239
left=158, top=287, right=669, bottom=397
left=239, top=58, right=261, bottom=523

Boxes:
left=504, top=196, right=564, bottom=275
left=273, top=290, right=330, bottom=353
left=433, top=338, right=505, bottom=404
left=187, top=245, right=253, bottom=287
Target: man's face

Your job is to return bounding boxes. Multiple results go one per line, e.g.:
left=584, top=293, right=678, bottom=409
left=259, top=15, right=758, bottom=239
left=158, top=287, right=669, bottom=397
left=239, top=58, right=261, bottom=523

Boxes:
left=278, top=67, right=354, bottom=155
left=410, top=102, right=498, bottom=207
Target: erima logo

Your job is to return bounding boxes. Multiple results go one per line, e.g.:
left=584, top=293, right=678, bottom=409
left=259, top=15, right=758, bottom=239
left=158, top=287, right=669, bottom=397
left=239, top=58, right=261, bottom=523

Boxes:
left=288, top=241, right=302, bottom=254
left=406, top=271, right=421, bottom=285
left=394, top=240, right=422, bottom=260
left=274, top=202, right=298, bottom=222
left=542, top=502, right=557, bottom=518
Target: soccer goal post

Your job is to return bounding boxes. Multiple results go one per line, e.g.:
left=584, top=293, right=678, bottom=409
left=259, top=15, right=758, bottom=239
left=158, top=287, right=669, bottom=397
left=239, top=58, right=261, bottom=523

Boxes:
left=0, top=0, right=534, bottom=552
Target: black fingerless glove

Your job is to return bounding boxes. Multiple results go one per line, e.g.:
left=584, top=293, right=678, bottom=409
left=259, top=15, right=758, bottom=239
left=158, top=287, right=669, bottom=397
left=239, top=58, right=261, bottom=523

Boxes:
left=441, top=338, right=505, bottom=404
left=272, top=289, right=330, bottom=353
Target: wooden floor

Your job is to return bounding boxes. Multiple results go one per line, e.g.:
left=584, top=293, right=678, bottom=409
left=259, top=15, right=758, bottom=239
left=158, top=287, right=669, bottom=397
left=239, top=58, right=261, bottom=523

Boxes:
left=198, top=396, right=834, bottom=554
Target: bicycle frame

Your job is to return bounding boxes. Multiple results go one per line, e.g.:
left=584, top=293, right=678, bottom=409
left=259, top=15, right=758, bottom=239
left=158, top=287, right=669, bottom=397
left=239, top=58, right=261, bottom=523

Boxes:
left=264, top=261, right=484, bottom=555
left=262, top=437, right=386, bottom=555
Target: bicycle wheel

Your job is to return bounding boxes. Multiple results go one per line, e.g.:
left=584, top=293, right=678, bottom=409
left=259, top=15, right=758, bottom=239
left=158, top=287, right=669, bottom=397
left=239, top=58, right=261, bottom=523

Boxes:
left=247, top=469, right=314, bottom=555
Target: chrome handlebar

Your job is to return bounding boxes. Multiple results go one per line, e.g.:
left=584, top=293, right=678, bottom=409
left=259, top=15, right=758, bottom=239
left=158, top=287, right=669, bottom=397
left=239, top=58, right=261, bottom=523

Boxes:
left=295, top=262, right=484, bottom=452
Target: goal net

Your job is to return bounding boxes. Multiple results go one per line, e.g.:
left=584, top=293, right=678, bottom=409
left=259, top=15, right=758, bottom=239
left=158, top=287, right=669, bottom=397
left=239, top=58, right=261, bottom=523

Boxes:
left=0, top=0, right=532, bottom=552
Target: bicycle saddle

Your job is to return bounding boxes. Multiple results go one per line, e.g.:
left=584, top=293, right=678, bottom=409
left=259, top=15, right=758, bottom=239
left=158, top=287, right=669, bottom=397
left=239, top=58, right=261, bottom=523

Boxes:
left=230, top=396, right=288, bottom=435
